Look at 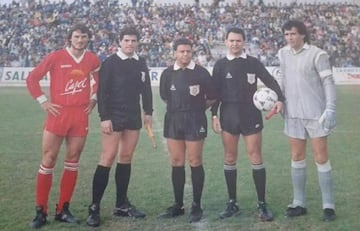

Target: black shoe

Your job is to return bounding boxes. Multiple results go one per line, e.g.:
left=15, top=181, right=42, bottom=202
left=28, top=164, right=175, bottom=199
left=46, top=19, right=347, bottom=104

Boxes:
left=189, top=202, right=203, bottom=223
left=257, top=202, right=274, bottom=222
left=285, top=206, right=307, bottom=217
left=113, top=199, right=146, bottom=218
left=323, top=208, right=336, bottom=222
left=54, top=202, right=80, bottom=224
left=158, top=203, right=185, bottom=218
left=29, top=206, right=47, bottom=229
left=86, top=204, right=100, bottom=227
left=219, top=199, right=240, bottom=219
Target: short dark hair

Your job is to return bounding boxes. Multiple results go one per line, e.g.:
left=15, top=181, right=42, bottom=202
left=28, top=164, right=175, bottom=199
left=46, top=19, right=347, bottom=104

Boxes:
left=282, top=20, right=310, bottom=44
left=173, top=38, right=192, bottom=51
left=67, top=24, right=91, bottom=42
left=225, top=27, right=245, bottom=40
left=119, top=26, right=140, bottom=41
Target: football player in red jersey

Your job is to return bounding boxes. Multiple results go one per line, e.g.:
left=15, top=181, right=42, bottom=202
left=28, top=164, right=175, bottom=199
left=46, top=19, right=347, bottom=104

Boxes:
left=26, top=24, right=100, bottom=229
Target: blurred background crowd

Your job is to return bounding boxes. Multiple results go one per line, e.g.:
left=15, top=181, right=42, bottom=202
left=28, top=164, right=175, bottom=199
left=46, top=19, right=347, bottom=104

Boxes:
left=0, top=0, right=359, bottom=68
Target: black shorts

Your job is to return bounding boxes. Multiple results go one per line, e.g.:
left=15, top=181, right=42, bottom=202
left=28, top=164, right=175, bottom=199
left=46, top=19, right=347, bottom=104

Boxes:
left=220, top=102, right=263, bottom=135
left=110, top=111, right=142, bottom=132
left=163, top=111, right=207, bottom=141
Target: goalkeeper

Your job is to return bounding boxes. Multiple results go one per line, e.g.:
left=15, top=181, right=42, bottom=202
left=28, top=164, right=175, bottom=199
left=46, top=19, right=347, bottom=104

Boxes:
left=278, top=20, right=336, bottom=222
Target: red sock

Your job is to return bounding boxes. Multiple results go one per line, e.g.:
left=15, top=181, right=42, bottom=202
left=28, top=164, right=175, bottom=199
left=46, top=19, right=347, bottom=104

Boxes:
left=57, top=161, right=79, bottom=213
left=36, top=165, right=53, bottom=213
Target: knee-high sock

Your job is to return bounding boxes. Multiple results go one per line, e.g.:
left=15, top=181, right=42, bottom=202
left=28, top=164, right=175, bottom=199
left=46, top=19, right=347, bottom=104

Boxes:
left=252, top=163, right=266, bottom=203
left=115, top=163, right=131, bottom=207
left=172, top=166, right=185, bottom=207
left=291, top=159, right=307, bottom=207
left=92, top=165, right=111, bottom=205
left=36, top=164, right=54, bottom=213
left=57, top=161, right=79, bottom=213
left=224, top=164, right=237, bottom=201
left=316, top=161, right=335, bottom=209
left=191, top=165, right=204, bottom=206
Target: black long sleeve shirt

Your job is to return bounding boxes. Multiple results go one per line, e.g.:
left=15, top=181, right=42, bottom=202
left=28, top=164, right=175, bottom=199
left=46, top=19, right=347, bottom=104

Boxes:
left=98, top=54, right=153, bottom=121
left=211, top=55, right=284, bottom=115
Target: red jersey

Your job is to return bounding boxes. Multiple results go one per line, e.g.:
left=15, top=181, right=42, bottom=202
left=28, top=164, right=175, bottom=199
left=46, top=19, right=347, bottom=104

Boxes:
left=27, top=48, right=100, bottom=106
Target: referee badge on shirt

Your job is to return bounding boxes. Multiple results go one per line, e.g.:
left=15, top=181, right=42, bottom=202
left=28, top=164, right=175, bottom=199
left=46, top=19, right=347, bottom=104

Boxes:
left=189, top=85, right=200, bottom=96
left=141, top=72, right=146, bottom=82
left=247, top=73, right=256, bottom=84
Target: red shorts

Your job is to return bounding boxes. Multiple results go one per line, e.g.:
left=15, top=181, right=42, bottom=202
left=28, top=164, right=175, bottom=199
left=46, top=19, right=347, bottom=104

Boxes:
left=44, top=106, right=89, bottom=137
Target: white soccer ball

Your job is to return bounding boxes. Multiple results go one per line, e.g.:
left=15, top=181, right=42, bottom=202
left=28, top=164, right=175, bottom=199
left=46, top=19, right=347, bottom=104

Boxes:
left=253, top=87, right=278, bottom=111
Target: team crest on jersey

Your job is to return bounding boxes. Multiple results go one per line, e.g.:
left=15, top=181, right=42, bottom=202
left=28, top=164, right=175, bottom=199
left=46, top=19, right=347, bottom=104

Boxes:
left=225, top=72, right=233, bottom=79
left=189, top=85, right=200, bottom=96
left=141, top=72, right=146, bottom=82
left=247, top=73, right=256, bottom=84
left=170, top=84, right=176, bottom=91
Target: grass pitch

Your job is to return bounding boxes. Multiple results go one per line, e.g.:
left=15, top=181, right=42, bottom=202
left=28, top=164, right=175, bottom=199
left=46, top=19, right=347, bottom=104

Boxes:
left=0, top=86, right=359, bottom=231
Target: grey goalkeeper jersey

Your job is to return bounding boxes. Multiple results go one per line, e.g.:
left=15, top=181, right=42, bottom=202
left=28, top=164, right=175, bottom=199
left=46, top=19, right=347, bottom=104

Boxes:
left=278, top=43, right=336, bottom=120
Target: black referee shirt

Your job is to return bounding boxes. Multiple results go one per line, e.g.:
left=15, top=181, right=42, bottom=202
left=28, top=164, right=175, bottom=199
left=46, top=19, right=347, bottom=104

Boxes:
left=98, top=54, right=153, bottom=121
left=159, top=63, right=216, bottom=113
left=211, top=55, right=284, bottom=115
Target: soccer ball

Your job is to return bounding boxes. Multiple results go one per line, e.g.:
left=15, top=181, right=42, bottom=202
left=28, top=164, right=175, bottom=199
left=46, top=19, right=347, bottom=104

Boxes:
left=253, top=87, right=278, bottom=111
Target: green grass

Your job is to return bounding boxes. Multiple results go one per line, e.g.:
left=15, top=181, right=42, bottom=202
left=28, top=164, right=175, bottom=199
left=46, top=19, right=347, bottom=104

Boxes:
left=0, top=86, right=359, bottom=231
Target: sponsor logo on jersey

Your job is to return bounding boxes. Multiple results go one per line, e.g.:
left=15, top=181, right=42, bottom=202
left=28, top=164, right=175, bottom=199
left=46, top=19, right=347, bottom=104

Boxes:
left=170, top=84, right=176, bottom=91
left=225, top=72, right=233, bottom=79
left=189, top=84, right=200, bottom=96
left=60, top=69, right=88, bottom=95
left=61, top=78, right=87, bottom=95
left=247, top=73, right=256, bottom=84
left=199, top=126, right=205, bottom=133
left=255, top=124, right=260, bottom=128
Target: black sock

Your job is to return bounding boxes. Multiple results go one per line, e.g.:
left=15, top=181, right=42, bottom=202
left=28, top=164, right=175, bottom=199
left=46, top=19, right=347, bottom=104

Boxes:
left=172, top=166, right=185, bottom=207
left=92, top=165, right=111, bottom=205
left=252, top=166, right=266, bottom=203
left=115, top=163, right=131, bottom=207
left=224, top=164, right=237, bottom=200
left=191, top=165, right=204, bottom=206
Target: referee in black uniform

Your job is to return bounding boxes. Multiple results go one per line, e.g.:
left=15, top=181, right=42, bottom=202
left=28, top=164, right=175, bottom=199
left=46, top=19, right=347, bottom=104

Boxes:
left=211, top=27, right=284, bottom=221
left=86, top=27, right=153, bottom=227
left=158, top=38, right=216, bottom=223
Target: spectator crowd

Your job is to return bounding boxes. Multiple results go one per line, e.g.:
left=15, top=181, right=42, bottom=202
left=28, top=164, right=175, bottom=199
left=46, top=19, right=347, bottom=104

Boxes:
left=0, top=0, right=359, bottom=68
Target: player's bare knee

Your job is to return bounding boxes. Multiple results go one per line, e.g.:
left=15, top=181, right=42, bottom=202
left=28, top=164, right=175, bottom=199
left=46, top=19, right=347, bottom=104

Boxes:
left=188, top=157, right=202, bottom=167
left=224, top=153, right=237, bottom=164
left=248, top=152, right=263, bottom=164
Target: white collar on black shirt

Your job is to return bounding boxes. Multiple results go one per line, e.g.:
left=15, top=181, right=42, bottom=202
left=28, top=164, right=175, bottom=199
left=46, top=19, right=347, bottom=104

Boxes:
left=173, top=60, right=196, bottom=70
left=116, top=49, right=139, bottom=60
left=284, top=43, right=310, bottom=54
left=226, top=52, right=247, bottom=60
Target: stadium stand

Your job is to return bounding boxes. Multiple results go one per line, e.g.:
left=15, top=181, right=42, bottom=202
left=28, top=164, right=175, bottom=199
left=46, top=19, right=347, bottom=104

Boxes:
left=0, top=0, right=359, bottom=67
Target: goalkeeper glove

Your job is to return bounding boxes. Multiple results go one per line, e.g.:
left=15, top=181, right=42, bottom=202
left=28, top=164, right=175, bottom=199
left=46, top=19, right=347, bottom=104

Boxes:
left=319, top=109, right=336, bottom=132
